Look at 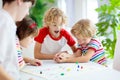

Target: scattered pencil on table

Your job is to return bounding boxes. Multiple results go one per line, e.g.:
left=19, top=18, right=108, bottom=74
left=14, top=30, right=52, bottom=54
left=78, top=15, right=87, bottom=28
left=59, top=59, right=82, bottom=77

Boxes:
left=40, top=71, right=42, bottom=74
left=77, top=65, right=80, bottom=71
left=67, top=68, right=71, bottom=71
left=81, top=66, right=83, bottom=69
left=77, top=65, right=80, bottom=68
left=60, top=73, right=64, bottom=76
left=76, top=61, right=79, bottom=64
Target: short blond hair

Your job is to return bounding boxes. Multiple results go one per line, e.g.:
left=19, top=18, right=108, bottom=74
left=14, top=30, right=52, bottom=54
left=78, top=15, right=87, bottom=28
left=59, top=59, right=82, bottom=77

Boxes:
left=43, top=7, right=67, bottom=26
left=71, top=19, right=96, bottom=38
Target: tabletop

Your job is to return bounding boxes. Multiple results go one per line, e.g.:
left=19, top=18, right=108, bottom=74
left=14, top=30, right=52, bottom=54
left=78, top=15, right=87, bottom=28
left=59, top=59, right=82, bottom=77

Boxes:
left=20, top=60, right=120, bottom=80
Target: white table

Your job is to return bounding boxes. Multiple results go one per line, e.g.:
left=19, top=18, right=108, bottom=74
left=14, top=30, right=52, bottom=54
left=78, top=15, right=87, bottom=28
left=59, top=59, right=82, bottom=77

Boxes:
left=20, top=60, right=120, bottom=80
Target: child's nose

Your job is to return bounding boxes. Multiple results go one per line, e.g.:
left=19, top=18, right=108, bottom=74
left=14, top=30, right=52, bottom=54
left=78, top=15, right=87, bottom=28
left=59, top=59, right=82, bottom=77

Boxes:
left=57, top=26, right=61, bottom=29
left=79, top=40, right=84, bottom=44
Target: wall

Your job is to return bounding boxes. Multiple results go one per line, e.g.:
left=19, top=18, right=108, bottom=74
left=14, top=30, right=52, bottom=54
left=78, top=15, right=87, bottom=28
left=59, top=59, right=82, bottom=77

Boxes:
left=68, top=0, right=98, bottom=24
left=74, top=0, right=87, bottom=22
left=113, top=31, right=120, bottom=71
left=0, top=0, right=2, bottom=8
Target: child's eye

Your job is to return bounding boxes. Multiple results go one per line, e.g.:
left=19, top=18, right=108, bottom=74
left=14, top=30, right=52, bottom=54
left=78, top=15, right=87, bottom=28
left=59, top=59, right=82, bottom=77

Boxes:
left=53, top=24, right=57, bottom=27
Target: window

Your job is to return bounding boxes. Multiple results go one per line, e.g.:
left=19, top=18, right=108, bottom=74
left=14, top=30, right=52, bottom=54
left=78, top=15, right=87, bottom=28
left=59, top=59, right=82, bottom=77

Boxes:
left=86, top=0, right=98, bottom=23
left=57, top=0, right=99, bottom=27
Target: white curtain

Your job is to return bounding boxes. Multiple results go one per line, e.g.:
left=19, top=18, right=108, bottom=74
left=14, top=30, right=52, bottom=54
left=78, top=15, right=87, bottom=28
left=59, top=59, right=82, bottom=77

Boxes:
left=57, top=0, right=88, bottom=28
left=65, top=0, right=75, bottom=28
left=113, top=31, right=120, bottom=71
left=57, top=0, right=99, bottom=27
left=0, top=0, right=2, bottom=8
left=57, top=0, right=75, bottom=28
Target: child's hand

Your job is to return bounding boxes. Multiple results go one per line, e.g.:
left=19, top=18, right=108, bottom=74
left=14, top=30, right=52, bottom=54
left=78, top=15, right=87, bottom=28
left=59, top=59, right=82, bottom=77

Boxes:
left=53, top=51, right=67, bottom=61
left=29, top=59, right=42, bottom=66
left=54, top=51, right=72, bottom=63
left=54, top=51, right=68, bottom=58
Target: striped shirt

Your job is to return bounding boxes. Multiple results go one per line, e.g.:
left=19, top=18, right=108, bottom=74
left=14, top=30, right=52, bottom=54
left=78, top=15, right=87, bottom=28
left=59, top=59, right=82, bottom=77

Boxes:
left=16, top=37, right=25, bottom=69
left=77, top=37, right=107, bottom=65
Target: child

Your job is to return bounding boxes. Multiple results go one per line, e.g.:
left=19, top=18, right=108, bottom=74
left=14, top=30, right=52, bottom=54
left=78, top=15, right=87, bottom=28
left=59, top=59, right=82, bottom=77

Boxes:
left=54, top=19, right=107, bottom=66
left=16, top=17, right=42, bottom=69
left=34, top=7, right=76, bottom=60
left=0, top=0, right=35, bottom=80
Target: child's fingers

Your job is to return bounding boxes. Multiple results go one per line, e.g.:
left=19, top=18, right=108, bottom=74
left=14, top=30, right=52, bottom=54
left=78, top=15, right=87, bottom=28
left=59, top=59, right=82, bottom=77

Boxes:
left=30, top=59, right=42, bottom=66
left=55, top=53, right=61, bottom=58
left=35, top=62, right=41, bottom=66
left=35, top=59, right=42, bottom=66
left=54, top=53, right=62, bottom=61
left=54, top=53, right=68, bottom=63
left=59, top=54, right=65, bottom=59
left=54, top=56, right=59, bottom=62
left=55, top=56, right=63, bottom=63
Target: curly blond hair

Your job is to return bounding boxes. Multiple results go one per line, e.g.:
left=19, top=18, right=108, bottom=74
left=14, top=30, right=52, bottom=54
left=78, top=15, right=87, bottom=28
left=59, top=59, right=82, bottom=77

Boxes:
left=71, top=19, right=96, bottom=38
left=43, top=7, right=67, bottom=26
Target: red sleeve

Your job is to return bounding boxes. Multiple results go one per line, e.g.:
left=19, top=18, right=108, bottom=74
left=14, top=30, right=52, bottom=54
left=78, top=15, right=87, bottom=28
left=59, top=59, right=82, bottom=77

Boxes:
left=34, top=27, right=48, bottom=43
left=61, top=29, right=76, bottom=46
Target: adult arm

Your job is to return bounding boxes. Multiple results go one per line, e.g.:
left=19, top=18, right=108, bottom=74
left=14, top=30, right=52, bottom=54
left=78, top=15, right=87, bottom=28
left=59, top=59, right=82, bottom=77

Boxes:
left=0, top=66, right=14, bottom=80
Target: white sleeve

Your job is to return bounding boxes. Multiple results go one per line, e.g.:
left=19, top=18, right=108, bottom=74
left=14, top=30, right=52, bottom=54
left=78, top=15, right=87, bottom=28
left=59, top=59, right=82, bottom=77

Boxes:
left=0, top=17, right=10, bottom=63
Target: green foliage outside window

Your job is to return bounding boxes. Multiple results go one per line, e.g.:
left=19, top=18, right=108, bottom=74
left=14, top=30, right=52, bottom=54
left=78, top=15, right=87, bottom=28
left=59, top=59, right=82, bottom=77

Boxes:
left=30, top=0, right=55, bottom=28
left=96, top=0, right=120, bottom=58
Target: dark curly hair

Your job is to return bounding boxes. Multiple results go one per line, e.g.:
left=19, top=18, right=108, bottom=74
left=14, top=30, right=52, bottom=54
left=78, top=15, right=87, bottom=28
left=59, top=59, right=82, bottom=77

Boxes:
left=16, top=16, right=38, bottom=41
